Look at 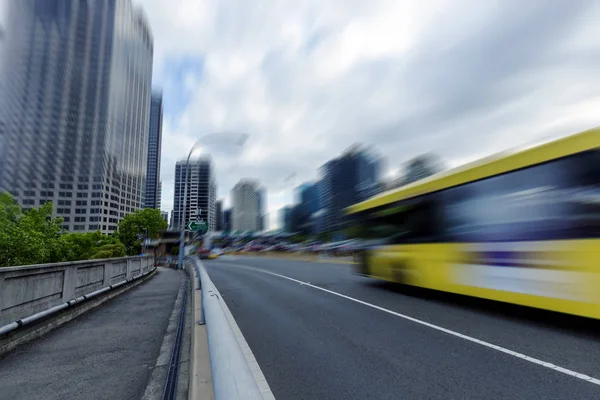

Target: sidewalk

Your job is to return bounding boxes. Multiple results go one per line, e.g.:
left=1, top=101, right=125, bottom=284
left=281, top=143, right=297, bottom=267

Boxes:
left=0, top=268, right=181, bottom=400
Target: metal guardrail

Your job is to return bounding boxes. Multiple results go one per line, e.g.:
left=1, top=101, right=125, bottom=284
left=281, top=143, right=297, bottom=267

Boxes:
left=189, top=256, right=264, bottom=400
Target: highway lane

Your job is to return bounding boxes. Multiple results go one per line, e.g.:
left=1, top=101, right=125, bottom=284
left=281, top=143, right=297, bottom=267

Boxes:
left=205, top=256, right=600, bottom=400
left=0, top=267, right=182, bottom=400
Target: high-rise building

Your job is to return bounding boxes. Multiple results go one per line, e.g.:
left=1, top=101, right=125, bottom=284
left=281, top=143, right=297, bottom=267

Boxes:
left=223, top=209, right=232, bottom=232
left=161, top=211, right=169, bottom=223
left=318, top=144, right=381, bottom=233
left=172, top=157, right=217, bottom=232
left=0, top=0, right=153, bottom=233
left=216, top=199, right=223, bottom=231
left=256, top=186, right=267, bottom=231
left=144, top=91, right=163, bottom=209
left=231, top=179, right=261, bottom=232
left=280, top=206, right=294, bottom=233
left=293, top=182, right=321, bottom=234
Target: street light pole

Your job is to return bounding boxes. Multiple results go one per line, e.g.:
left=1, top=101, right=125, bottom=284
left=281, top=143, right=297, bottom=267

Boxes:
left=178, top=141, right=204, bottom=270
left=177, top=133, right=249, bottom=270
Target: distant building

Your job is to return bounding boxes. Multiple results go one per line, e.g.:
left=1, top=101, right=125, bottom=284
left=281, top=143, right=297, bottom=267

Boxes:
left=404, top=154, right=443, bottom=184
left=144, top=91, right=163, bottom=209
left=231, top=179, right=262, bottom=232
left=257, top=186, right=267, bottom=231
left=216, top=200, right=223, bottom=231
left=161, top=211, right=169, bottom=223
left=317, top=144, right=381, bottom=232
left=223, top=209, right=232, bottom=232
left=388, top=154, right=443, bottom=189
left=0, top=0, right=154, bottom=233
left=293, top=182, right=321, bottom=235
left=172, top=157, right=217, bottom=232
left=280, top=206, right=294, bottom=233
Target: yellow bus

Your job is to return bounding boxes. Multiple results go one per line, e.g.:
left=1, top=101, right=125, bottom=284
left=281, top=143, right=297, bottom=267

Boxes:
left=346, top=128, right=600, bottom=319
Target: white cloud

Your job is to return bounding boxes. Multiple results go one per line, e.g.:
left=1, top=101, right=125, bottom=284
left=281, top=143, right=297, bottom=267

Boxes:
left=135, top=0, right=600, bottom=230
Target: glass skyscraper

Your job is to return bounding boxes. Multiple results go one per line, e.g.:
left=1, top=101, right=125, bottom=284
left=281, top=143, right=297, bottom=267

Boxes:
left=318, top=145, right=381, bottom=232
left=144, top=91, right=163, bottom=209
left=0, top=0, right=153, bottom=233
left=231, top=179, right=262, bottom=232
left=172, top=158, right=217, bottom=232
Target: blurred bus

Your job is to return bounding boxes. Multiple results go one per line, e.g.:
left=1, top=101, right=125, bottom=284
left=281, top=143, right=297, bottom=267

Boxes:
left=346, top=127, right=600, bottom=319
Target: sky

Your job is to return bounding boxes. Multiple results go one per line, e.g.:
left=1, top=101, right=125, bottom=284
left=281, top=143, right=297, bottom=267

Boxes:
left=3, top=1, right=600, bottom=230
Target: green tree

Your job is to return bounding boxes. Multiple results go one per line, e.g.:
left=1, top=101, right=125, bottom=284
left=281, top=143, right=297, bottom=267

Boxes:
left=0, top=192, right=22, bottom=266
left=55, top=231, right=123, bottom=262
left=0, top=193, right=63, bottom=267
left=116, top=208, right=167, bottom=255
left=89, top=243, right=127, bottom=259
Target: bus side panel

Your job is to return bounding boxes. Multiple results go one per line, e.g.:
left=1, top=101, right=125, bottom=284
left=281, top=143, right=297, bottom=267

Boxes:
left=369, top=240, right=600, bottom=319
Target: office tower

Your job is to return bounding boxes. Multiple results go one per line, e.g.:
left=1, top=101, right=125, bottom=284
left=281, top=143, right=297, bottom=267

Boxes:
left=0, top=0, right=153, bottom=233
left=161, top=211, right=169, bottom=223
left=318, top=144, right=381, bottom=233
left=280, top=206, right=294, bottom=233
left=256, top=185, right=266, bottom=231
left=231, top=179, right=261, bottom=232
left=293, top=182, right=320, bottom=234
left=223, top=209, right=232, bottom=232
left=144, top=91, right=163, bottom=209
left=172, top=157, right=216, bottom=232
left=216, top=199, right=223, bottom=231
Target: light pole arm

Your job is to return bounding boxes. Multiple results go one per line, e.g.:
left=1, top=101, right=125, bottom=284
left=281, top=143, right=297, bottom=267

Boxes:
left=177, top=134, right=249, bottom=270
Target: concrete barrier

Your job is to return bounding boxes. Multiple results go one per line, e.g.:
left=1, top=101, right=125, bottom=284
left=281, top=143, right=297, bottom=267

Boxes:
left=0, top=256, right=154, bottom=327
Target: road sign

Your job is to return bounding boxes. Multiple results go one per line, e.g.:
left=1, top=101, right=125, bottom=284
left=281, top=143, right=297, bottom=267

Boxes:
left=187, top=220, right=208, bottom=233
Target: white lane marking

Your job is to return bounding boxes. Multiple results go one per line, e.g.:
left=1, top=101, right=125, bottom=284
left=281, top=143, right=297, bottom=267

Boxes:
left=219, top=261, right=600, bottom=387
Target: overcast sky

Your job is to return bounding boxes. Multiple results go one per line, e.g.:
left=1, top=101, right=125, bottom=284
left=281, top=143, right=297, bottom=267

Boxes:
left=2, top=1, right=600, bottom=230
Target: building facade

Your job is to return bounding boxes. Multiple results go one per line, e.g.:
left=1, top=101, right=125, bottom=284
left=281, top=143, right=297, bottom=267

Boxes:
left=223, top=209, right=232, bottom=232
left=216, top=199, right=223, bottom=231
left=280, top=206, right=294, bottom=233
left=256, top=186, right=267, bottom=231
left=0, top=0, right=153, bottom=233
left=172, top=158, right=216, bottom=232
left=317, top=144, right=381, bottom=233
left=160, top=211, right=169, bottom=222
left=231, top=179, right=261, bottom=232
left=292, top=182, right=321, bottom=234
left=144, top=91, right=163, bottom=209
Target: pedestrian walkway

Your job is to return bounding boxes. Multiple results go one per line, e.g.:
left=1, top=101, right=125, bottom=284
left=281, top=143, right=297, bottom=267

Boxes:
left=0, top=267, right=182, bottom=400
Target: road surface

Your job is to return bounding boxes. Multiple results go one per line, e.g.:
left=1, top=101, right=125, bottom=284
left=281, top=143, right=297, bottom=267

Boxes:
left=206, top=256, right=600, bottom=400
left=0, top=267, right=182, bottom=400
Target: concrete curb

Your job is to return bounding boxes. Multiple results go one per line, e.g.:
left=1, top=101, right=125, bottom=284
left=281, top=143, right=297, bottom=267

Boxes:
left=187, top=261, right=214, bottom=400
left=0, top=267, right=157, bottom=356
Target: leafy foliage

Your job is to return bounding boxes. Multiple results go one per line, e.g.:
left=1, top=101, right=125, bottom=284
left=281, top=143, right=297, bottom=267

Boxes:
left=0, top=191, right=132, bottom=267
left=116, top=208, right=168, bottom=256
left=0, top=193, right=64, bottom=267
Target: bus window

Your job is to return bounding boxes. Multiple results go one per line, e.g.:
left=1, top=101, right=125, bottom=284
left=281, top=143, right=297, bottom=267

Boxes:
left=356, top=195, right=443, bottom=244
left=443, top=150, right=600, bottom=242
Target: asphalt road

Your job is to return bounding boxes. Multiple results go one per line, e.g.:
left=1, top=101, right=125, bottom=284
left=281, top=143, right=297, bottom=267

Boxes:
left=206, top=256, right=600, bottom=400
left=0, top=267, right=182, bottom=400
